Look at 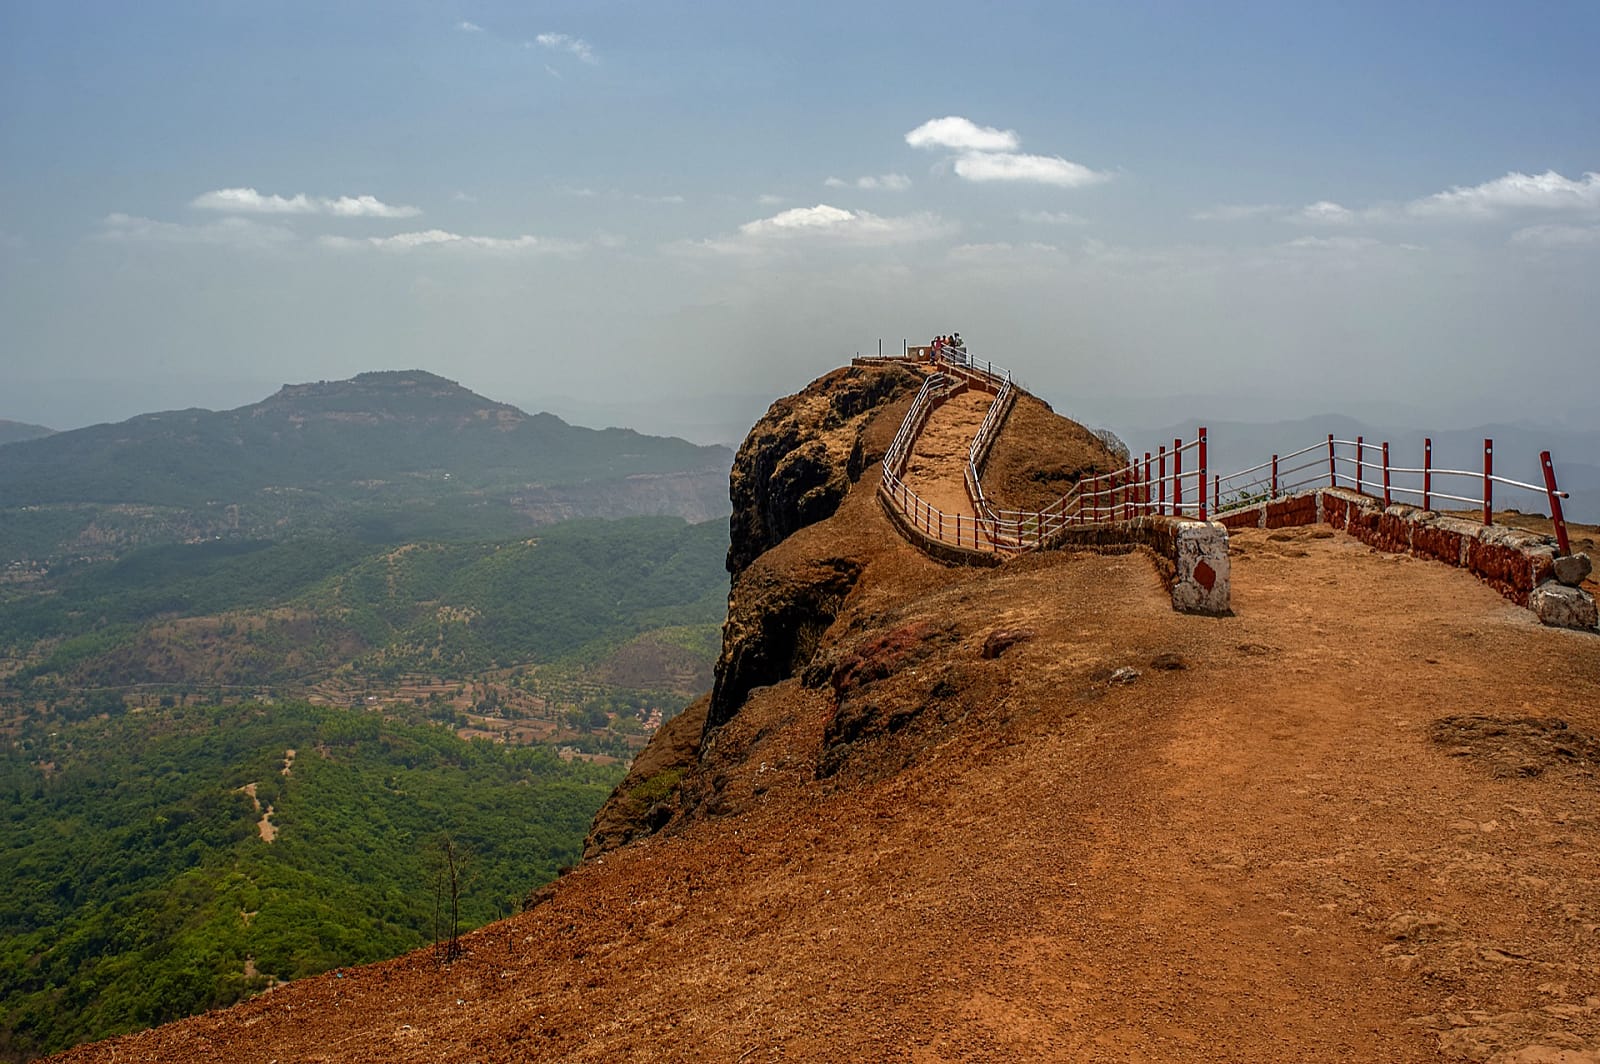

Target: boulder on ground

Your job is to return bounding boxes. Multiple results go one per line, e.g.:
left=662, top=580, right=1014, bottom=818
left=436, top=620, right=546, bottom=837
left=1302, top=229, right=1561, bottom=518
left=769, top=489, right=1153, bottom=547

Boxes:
left=1529, top=581, right=1598, bottom=631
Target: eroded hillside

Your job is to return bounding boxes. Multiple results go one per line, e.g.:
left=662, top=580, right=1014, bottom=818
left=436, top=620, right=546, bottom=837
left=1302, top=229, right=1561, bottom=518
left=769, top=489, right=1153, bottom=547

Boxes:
left=54, top=363, right=1600, bottom=1064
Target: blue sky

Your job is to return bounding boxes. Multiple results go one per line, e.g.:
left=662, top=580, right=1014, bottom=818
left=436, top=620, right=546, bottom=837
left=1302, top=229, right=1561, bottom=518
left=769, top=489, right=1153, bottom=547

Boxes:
left=2, top=1, right=1597, bottom=441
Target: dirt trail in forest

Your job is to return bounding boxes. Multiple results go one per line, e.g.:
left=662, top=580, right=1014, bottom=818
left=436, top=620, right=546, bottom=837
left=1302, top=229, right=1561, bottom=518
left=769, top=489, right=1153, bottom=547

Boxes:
left=59, top=521, right=1600, bottom=1064
left=235, top=781, right=277, bottom=844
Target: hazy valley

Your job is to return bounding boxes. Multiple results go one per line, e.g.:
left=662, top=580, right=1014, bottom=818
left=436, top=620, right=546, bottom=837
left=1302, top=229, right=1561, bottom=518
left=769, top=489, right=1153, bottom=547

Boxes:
left=0, top=372, right=734, bottom=1059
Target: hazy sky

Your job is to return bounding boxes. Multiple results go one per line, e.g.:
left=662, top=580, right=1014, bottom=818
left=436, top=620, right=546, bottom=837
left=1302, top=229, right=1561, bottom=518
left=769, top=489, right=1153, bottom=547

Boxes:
left=2, top=2, right=1596, bottom=442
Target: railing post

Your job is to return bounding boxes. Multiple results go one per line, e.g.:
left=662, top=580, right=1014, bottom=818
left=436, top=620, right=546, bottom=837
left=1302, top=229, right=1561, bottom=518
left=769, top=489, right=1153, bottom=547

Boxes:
left=1483, top=438, right=1493, bottom=525
left=1271, top=454, right=1279, bottom=498
left=956, top=512, right=962, bottom=546
left=1213, top=474, right=1220, bottom=515
left=1541, top=451, right=1572, bottom=557
left=1382, top=442, right=1391, bottom=506
left=1144, top=452, right=1152, bottom=514
left=1423, top=438, right=1432, bottom=511
left=1158, top=446, right=1167, bottom=515
left=1355, top=435, right=1363, bottom=497
left=1173, top=440, right=1184, bottom=515
left=938, top=511, right=943, bottom=541
left=1198, top=427, right=1208, bottom=521
left=1327, top=434, right=1336, bottom=486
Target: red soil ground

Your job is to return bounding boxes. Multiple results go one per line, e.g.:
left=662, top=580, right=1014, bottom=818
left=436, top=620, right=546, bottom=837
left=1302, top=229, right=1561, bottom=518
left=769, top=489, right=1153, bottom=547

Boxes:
left=56, top=520, right=1600, bottom=1063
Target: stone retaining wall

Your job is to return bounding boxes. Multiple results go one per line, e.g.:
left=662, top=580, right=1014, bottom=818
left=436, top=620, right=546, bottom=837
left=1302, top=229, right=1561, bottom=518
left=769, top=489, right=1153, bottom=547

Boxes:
left=876, top=488, right=1003, bottom=568
left=1042, top=515, right=1231, bottom=616
left=1218, top=488, right=1595, bottom=631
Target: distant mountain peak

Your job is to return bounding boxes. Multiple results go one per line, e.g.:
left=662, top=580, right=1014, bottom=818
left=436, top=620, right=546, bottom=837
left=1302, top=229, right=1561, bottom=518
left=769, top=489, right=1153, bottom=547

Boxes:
left=0, top=418, right=57, bottom=446
left=259, top=370, right=524, bottom=422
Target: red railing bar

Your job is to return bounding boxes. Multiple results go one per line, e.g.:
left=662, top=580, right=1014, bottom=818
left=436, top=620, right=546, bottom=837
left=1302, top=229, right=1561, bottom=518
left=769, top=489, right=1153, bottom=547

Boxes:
left=1423, top=438, right=1432, bottom=511
left=1173, top=439, right=1183, bottom=514
left=1382, top=442, right=1391, bottom=507
left=1483, top=438, right=1493, bottom=525
left=1542, top=451, right=1572, bottom=557
left=1158, top=446, right=1167, bottom=516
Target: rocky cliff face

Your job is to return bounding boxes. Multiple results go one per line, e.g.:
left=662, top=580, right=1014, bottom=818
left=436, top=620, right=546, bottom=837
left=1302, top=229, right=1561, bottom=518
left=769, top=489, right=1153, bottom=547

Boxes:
left=724, top=364, right=920, bottom=576
left=583, top=360, right=1131, bottom=858
left=585, top=363, right=920, bottom=855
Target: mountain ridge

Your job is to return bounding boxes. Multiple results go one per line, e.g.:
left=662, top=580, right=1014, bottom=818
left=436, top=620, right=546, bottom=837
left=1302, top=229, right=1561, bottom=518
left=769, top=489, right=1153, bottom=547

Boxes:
left=0, top=369, right=733, bottom=565
left=0, top=419, right=55, bottom=447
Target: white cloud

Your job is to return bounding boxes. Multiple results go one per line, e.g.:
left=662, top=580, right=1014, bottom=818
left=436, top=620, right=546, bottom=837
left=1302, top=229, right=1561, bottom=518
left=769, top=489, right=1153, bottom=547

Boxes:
left=1283, top=235, right=1383, bottom=251
left=1294, top=200, right=1356, bottom=225
left=320, top=229, right=580, bottom=253
left=1192, top=204, right=1282, bottom=222
left=192, top=187, right=420, bottom=218
left=1409, top=170, right=1600, bottom=218
left=674, top=203, right=952, bottom=254
left=1021, top=210, right=1087, bottom=226
left=824, top=173, right=912, bottom=191
left=1196, top=201, right=1384, bottom=225
left=905, top=116, right=1019, bottom=153
left=735, top=204, right=947, bottom=245
left=952, top=151, right=1109, bottom=188
left=98, top=212, right=296, bottom=248
left=1510, top=223, right=1600, bottom=248
left=192, top=188, right=314, bottom=214
left=535, top=32, right=596, bottom=64
left=457, top=20, right=483, bottom=32
left=323, top=194, right=421, bottom=219
left=757, top=193, right=786, bottom=206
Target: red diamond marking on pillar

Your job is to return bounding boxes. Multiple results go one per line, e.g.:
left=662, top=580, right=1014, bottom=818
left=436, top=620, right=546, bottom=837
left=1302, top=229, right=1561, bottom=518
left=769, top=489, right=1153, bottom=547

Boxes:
left=1194, top=559, right=1217, bottom=590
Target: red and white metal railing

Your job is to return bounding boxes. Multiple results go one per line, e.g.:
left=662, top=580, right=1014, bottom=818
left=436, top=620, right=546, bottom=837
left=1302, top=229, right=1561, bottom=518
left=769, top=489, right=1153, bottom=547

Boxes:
left=879, top=360, right=1031, bottom=554
left=882, top=339, right=1581, bottom=561
left=983, top=428, right=1215, bottom=550
left=965, top=374, right=1014, bottom=531
left=1211, top=435, right=1574, bottom=555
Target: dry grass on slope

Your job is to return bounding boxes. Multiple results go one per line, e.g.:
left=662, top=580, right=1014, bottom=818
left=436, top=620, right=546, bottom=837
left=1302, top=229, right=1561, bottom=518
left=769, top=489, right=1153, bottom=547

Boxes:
left=979, top=392, right=1124, bottom=514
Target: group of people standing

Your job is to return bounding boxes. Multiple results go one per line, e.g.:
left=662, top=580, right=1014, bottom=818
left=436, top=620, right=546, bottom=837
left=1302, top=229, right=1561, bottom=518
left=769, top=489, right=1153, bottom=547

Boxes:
left=930, top=333, right=966, bottom=362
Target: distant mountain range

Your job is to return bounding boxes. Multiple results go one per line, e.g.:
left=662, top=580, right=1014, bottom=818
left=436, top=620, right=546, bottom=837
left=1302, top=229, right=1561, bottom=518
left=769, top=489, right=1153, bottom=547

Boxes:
left=0, top=370, right=733, bottom=564
left=1130, top=414, right=1599, bottom=524
left=0, top=419, right=54, bottom=446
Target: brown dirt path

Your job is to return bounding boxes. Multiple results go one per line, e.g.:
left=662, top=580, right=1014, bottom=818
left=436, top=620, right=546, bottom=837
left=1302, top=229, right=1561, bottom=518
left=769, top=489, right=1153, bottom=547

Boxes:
left=902, top=390, right=993, bottom=522
left=58, top=524, right=1600, bottom=1063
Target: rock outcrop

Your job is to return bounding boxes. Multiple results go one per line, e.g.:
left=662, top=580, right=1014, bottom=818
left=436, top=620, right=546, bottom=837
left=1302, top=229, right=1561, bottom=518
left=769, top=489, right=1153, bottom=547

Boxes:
left=583, top=360, right=1127, bottom=857
left=725, top=364, right=920, bottom=576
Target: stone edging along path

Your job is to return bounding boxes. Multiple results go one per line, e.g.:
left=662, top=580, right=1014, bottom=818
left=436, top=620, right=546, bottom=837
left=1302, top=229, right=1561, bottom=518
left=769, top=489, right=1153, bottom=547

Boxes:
left=1219, top=487, right=1597, bottom=631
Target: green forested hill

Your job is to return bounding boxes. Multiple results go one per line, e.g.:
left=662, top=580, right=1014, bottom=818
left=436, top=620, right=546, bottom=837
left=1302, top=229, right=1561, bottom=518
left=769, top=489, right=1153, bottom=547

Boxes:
left=2, top=516, right=728, bottom=698
left=0, top=370, right=731, bottom=564
left=0, top=701, right=623, bottom=1060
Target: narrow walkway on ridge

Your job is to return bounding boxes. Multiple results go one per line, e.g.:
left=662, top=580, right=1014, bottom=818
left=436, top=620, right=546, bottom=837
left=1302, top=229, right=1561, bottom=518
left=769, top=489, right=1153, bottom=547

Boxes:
left=901, top=387, right=991, bottom=529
